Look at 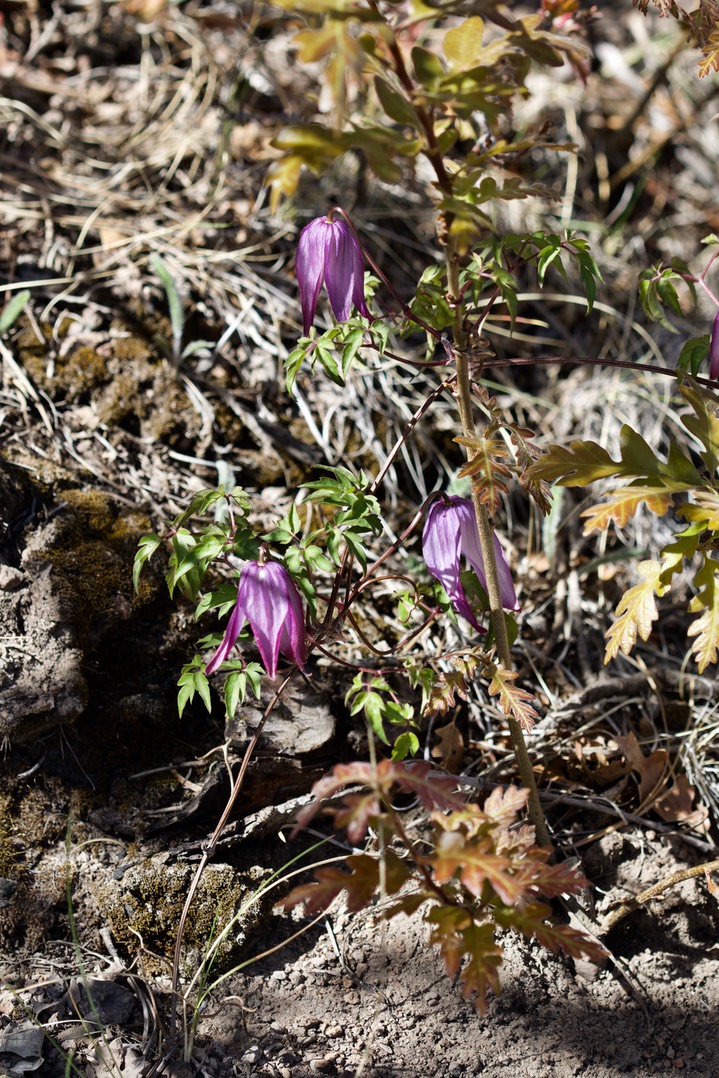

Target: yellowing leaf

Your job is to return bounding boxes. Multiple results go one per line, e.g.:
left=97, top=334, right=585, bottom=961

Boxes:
left=443, top=16, right=486, bottom=70
left=679, top=489, right=719, bottom=530
left=293, top=26, right=338, bottom=63
left=456, top=433, right=512, bottom=515
left=688, top=587, right=719, bottom=673
left=581, top=485, right=673, bottom=534
left=527, top=439, right=624, bottom=487
left=604, top=559, right=666, bottom=663
left=266, top=155, right=303, bottom=210
left=487, top=666, right=539, bottom=731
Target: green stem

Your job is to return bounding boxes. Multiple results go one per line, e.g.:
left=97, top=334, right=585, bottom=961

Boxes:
left=446, top=246, right=551, bottom=849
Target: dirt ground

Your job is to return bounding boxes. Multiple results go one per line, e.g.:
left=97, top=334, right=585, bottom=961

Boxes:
left=1, top=1, right=719, bottom=1075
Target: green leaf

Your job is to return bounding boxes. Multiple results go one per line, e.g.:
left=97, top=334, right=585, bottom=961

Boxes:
left=224, top=671, right=246, bottom=719
left=194, top=582, right=239, bottom=620
left=285, top=342, right=309, bottom=391
left=639, top=270, right=680, bottom=333
left=678, top=376, right=719, bottom=474
left=133, top=533, right=162, bottom=592
left=412, top=44, right=445, bottom=86
left=537, top=237, right=566, bottom=286
left=0, top=290, right=30, bottom=335
left=177, top=660, right=212, bottom=718
left=374, top=76, right=419, bottom=127
left=392, top=731, right=420, bottom=760
left=149, top=254, right=184, bottom=364
left=655, top=270, right=684, bottom=318
left=677, top=334, right=710, bottom=376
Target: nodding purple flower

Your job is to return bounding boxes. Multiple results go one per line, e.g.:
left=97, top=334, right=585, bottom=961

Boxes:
left=710, top=310, right=719, bottom=381
left=296, top=215, right=370, bottom=335
left=422, top=496, right=519, bottom=631
left=205, top=561, right=306, bottom=679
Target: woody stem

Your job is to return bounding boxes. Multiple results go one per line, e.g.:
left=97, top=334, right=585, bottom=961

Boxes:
left=446, top=245, right=551, bottom=848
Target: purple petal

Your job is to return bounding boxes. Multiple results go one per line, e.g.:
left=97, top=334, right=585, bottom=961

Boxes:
left=242, top=561, right=306, bottom=678
left=240, top=561, right=287, bottom=679
left=277, top=571, right=307, bottom=670
left=422, top=498, right=481, bottom=631
left=710, top=310, right=719, bottom=380
left=296, top=218, right=330, bottom=336
left=455, top=497, right=520, bottom=612
left=491, top=535, right=520, bottom=612
left=325, top=220, right=370, bottom=324
left=205, top=585, right=247, bottom=675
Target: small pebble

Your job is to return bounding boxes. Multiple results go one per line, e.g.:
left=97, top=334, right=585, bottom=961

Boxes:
left=240, top=1045, right=263, bottom=1064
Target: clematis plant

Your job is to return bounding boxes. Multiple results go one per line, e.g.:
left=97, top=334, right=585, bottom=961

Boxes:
left=205, top=559, right=306, bottom=679
left=710, top=310, right=719, bottom=380
left=296, top=214, right=370, bottom=334
left=423, top=496, right=519, bottom=631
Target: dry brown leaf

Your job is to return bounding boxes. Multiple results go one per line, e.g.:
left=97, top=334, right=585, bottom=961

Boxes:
left=431, top=721, right=465, bottom=773
left=571, top=735, right=631, bottom=789
left=655, top=774, right=709, bottom=830
left=615, top=732, right=668, bottom=806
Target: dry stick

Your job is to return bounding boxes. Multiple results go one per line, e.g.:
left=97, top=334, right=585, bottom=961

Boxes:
left=601, top=858, right=719, bottom=934
left=447, top=248, right=551, bottom=849
left=167, top=672, right=294, bottom=1049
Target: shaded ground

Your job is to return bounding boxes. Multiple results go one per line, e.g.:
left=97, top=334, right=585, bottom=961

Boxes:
left=1, top=2, right=719, bottom=1075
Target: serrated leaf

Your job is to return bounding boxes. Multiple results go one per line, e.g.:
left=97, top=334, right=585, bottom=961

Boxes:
left=487, top=667, right=539, bottom=731
left=455, top=922, right=503, bottom=1012
left=397, top=761, right=466, bottom=812
left=678, top=376, right=719, bottom=474
left=456, top=432, right=512, bottom=515
left=527, top=424, right=670, bottom=488
left=433, top=829, right=521, bottom=904
left=526, top=439, right=621, bottom=486
left=482, top=785, right=528, bottom=828
left=678, top=490, right=719, bottom=530
left=687, top=563, right=719, bottom=672
left=581, top=485, right=673, bottom=534
left=501, top=902, right=606, bottom=962
left=604, top=559, right=666, bottom=662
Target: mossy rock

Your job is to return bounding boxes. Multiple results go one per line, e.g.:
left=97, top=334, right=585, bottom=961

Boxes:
left=98, top=856, right=271, bottom=972
left=0, top=479, right=164, bottom=741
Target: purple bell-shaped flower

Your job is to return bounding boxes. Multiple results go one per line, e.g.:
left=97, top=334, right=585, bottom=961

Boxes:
left=422, top=496, right=519, bottom=631
left=296, top=215, right=370, bottom=335
left=206, top=560, right=306, bottom=679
